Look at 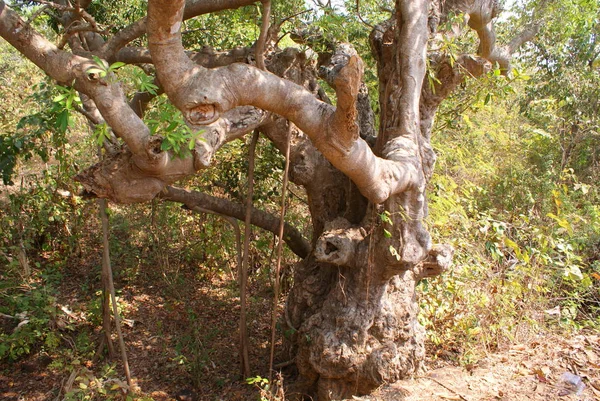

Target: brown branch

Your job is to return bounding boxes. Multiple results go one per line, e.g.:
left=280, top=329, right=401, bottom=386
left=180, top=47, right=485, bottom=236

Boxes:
left=24, top=4, right=48, bottom=28
left=130, top=89, right=161, bottom=118
left=100, top=18, right=148, bottom=60
left=395, top=0, right=429, bottom=142
left=0, top=2, right=154, bottom=156
left=159, top=186, right=311, bottom=259
left=255, top=0, right=271, bottom=71
left=57, top=24, right=109, bottom=50
left=507, top=23, right=540, bottom=54
left=425, top=3, right=538, bottom=111
left=1, top=1, right=79, bottom=84
left=99, top=199, right=133, bottom=389
left=239, top=130, right=258, bottom=378
left=31, top=0, right=78, bottom=13
left=74, top=103, right=102, bottom=125
left=355, top=0, right=373, bottom=28
left=31, top=0, right=100, bottom=31
left=269, top=123, right=291, bottom=382
left=0, top=2, right=231, bottom=204
left=115, top=44, right=253, bottom=67
left=98, top=198, right=116, bottom=359
left=369, top=2, right=432, bottom=265
left=115, top=46, right=153, bottom=64
left=451, top=0, right=538, bottom=72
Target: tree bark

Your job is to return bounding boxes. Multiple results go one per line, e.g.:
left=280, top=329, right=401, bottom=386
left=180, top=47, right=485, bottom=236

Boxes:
left=282, top=2, right=440, bottom=398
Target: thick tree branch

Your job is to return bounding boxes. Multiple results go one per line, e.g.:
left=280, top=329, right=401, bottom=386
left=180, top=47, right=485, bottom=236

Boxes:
left=1, top=1, right=76, bottom=83
left=115, top=44, right=254, bottom=68
left=130, top=89, right=160, bottom=118
left=395, top=0, right=429, bottom=142
left=1, top=1, right=254, bottom=203
left=100, top=18, right=148, bottom=60
left=147, top=0, right=420, bottom=204
left=159, top=186, right=311, bottom=259
left=0, top=1, right=154, bottom=157
left=507, top=23, right=540, bottom=54
left=195, top=107, right=269, bottom=168
left=76, top=102, right=267, bottom=203
left=115, top=46, right=152, bottom=64
left=254, top=0, right=271, bottom=71
left=420, top=2, right=539, bottom=149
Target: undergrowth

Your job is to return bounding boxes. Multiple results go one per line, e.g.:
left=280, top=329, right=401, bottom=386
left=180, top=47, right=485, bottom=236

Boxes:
left=420, top=92, right=600, bottom=365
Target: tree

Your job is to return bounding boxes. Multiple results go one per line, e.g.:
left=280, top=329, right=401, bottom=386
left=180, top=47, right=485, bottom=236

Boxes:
left=515, top=0, right=600, bottom=179
left=0, top=0, right=537, bottom=399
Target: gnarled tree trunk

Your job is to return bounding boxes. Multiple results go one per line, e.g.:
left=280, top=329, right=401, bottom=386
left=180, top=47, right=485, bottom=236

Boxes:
left=283, top=5, right=444, bottom=398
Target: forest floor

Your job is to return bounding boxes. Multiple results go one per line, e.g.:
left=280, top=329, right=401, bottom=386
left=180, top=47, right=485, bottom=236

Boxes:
left=1, top=259, right=599, bottom=401
left=375, top=334, right=600, bottom=401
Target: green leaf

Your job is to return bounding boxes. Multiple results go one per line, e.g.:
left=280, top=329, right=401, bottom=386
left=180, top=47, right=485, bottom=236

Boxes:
left=166, top=121, right=178, bottom=132
left=65, top=94, right=73, bottom=110
left=380, top=212, right=393, bottom=225
left=52, top=93, right=67, bottom=103
left=564, top=265, right=583, bottom=281
left=91, top=55, right=108, bottom=69
left=109, top=61, right=126, bottom=70
left=56, top=110, right=69, bottom=133
left=503, top=237, right=522, bottom=260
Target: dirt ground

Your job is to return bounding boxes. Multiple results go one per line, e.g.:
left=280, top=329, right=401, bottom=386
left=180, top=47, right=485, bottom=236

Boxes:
left=374, top=334, right=600, bottom=401
left=1, top=269, right=599, bottom=401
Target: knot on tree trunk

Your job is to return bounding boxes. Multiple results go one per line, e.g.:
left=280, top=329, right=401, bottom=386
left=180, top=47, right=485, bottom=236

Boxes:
left=75, top=149, right=168, bottom=203
left=74, top=137, right=205, bottom=203
left=314, top=218, right=367, bottom=267
left=414, top=243, right=454, bottom=279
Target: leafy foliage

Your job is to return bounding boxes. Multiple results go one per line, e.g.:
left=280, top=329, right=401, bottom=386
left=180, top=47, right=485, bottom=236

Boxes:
left=421, top=79, right=600, bottom=363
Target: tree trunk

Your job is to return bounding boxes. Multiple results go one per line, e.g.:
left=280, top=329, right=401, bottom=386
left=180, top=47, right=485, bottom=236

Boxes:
left=283, top=10, right=454, bottom=399
left=287, top=252, right=427, bottom=400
